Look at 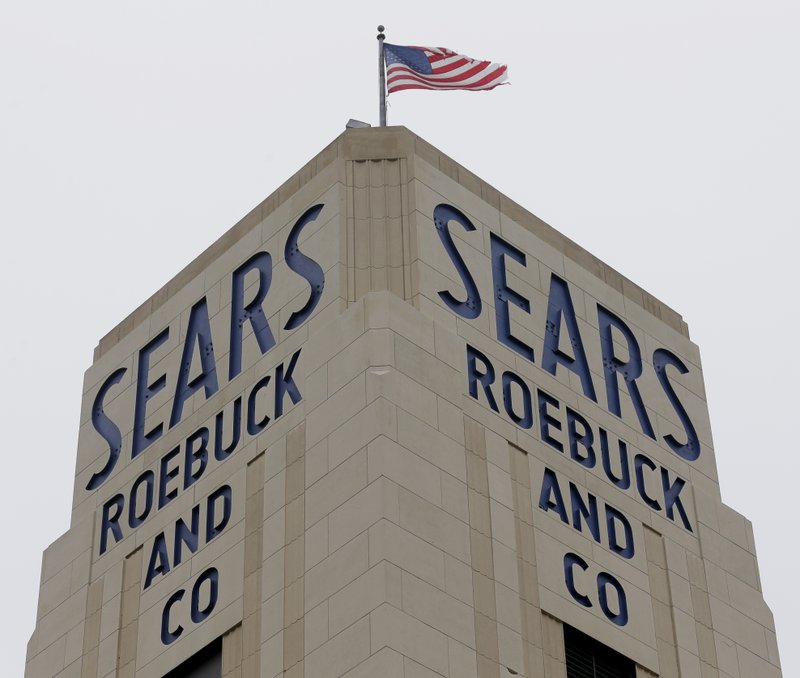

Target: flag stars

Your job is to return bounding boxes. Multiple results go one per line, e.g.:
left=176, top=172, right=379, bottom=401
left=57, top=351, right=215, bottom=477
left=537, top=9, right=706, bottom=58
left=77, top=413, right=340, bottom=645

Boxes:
left=384, top=42, right=506, bottom=92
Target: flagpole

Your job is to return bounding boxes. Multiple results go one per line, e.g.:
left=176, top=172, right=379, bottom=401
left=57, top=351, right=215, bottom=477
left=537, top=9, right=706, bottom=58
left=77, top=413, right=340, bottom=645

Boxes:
left=377, top=25, right=387, bottom=127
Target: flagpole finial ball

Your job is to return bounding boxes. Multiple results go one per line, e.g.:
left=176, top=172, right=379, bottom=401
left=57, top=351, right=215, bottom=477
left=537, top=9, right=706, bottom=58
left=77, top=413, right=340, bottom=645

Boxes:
left=378, top=25, right=384, bottom=32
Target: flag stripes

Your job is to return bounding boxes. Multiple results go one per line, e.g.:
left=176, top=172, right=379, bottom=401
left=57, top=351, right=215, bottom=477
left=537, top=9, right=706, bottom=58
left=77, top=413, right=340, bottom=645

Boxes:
left=384, top=44, right=508, bottom=93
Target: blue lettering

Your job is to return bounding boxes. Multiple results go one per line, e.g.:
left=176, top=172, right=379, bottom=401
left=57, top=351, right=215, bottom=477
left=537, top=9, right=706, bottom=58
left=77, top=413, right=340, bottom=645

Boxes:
left=160, top=568, right=219, bottom=646
left=569, top=482, right=601, bottom=543
left=563, top=553, right=629, bottom=626
left=144, top=532, right=171, bottom=588
left=229, top=252, right=275, bottom=381
left=537, top=390, right=563, bottom=452
left=538, top=468, right=569, bottom=523
left=634, top=454, right=661, bottom=511
left=158, top=446, right=180, bottom=509
left=466, top=345, right=499, bottom=413
left=542, top=274, right=597, bottom=401
left=600, top=429, right=631, bottom=490
left=661, top=468, right=693, bottom=532
left=99, top=494, right=124, bottom=556
left=653, top=348, right=700, bottom=461
left=214, top=397, right=242, bottom=461
left=183, top=427, right=209, bottom=490
left=86, top=367, right=127, bottom=491
left=161, top=590, right=184, bottom=645
left=284, top=205, right=325, bottom=330
left=128, top=471, right=154, bottom=529
left=563, top=552, right=592, bottom=607
left=502, top=371, right=533, bottom=429
left=597, top=306, right=655, bottom=439
left=246, top=374, right=272, bottom=435
left=597, top=572, right=629, bottom=626
left=490, top=233, right=534, bottom=362
left=173, top=505, right=200, bottom=568
left=190, top=567, right=219, bottom=624
left=274, top=349, right=303, bottom=417
left=206, top=485, right=232, bottom=542
left=566, top=407, right=595, bottom=468
left=606, top=505, right=635, bottom=559
left=132, top=328, right=170, bottom=458
left=170, top=298, right=219, bottom=427
left=433, top=204, right=482, bottom=319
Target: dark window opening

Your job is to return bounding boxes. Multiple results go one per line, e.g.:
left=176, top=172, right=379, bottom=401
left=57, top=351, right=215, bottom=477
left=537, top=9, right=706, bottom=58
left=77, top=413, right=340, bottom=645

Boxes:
left=564, top=625, right=636, bottom=678
left=162, top=637, right=222, bottom=678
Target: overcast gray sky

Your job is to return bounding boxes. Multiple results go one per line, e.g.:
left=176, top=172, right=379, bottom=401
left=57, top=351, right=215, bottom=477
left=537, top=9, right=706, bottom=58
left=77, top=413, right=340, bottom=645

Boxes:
left=2, top=1, right=797, bottom=676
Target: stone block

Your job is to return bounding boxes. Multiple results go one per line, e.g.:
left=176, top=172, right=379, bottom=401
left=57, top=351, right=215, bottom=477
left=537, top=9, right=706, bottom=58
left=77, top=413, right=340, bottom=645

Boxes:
left=329, top=561, right=402, bottom=636
left=305, top=531, right=369, bottom=612
left=369, top=519, right=445, bottom=590
left=305, top=448, right=367, bottom=528
left=401, top=569, right=475, bottom=646
left=370, top=603, right=449, bottom=676
left=329, top=477, right=399, bottom=553
left=368, top=436, right=442, bottom=507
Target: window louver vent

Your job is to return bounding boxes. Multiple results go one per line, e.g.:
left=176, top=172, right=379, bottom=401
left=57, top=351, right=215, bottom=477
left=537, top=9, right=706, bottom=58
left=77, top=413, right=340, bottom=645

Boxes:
left=163, top=636, right=222, bottom=678
left=564, top=625, right=636, bottom=678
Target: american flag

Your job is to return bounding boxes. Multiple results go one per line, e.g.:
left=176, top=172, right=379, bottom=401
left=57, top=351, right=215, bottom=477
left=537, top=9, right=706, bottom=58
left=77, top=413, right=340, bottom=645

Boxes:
left=384, top=43, right=508, bottom=94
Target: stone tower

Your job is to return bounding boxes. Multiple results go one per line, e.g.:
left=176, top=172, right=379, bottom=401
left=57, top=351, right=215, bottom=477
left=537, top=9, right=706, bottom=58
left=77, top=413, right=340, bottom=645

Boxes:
left=26, top=127, right=782, bottom=678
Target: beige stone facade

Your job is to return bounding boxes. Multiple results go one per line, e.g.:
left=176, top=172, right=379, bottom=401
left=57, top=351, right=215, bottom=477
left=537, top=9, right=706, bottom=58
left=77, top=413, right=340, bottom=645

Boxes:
left=27, top=127, right=781, bottom=678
